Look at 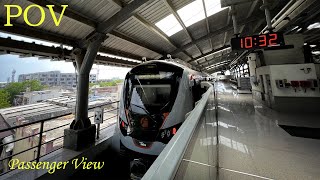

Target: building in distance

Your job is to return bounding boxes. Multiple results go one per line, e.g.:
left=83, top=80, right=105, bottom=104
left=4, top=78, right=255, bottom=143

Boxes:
left=18, top=71, right=97, bottom=88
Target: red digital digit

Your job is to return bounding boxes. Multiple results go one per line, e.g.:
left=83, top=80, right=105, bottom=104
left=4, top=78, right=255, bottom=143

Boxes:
left=245, top=37, right=253, bottom=49
left=269, top=33, right=278, bottom=46
left=240, top=38, right=244, bottom=48
left=259, top=35, right=267, bottom=47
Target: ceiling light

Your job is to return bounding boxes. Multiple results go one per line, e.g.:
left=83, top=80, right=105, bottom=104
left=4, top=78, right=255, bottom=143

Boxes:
left=307, top=22, right=320, bottom=30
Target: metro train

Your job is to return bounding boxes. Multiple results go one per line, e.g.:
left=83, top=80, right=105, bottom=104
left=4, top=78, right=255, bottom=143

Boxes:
left=112, top=60, right=206, bottom=157
left=213, top=72, right=232, bottom=81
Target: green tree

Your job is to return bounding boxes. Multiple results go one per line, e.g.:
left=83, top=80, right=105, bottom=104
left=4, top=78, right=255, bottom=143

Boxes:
left=22, top=80, right=44, bottom=91
left=89, top=83, right=97, bottom=88
left=4, top=82, right=24, bottom=104
left=4, top=80, right=45, bottom=104
left=99, top=80, right=123, bottom=87
left=0, top=90, right=10, bottom=109
left=89, top=80, right=124, bottom=89
left=99, top=81, right=116, bottom=87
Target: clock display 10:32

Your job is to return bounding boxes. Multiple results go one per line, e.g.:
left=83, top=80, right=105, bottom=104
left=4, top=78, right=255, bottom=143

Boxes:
left=231, top=33, right=285, bottom=50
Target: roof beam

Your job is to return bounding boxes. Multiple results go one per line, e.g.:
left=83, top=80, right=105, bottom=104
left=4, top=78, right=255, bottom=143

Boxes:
left=188, top=46, right=231, bottom=63
left=201, top=0, right=213, bottom=51
left=110, top=30, right=165, bottom=57
left=133, top=15, right=175, bottom=49
left=198, top=56, right=224, bottom=68
left=96, top=55, right=139, bottom=66
left=110, top=0, right=192, bottom=60
left=206, top=62, right=230, bottom=73
left=26, top=0, right=163, bottom=58
left=260, top=0, right=317, bottom=33
left=201, top=55, right=232, bottom=69
left=0, top=37, right=139, bottom=67
left=27, top=0, right=97, bottom=27
left=0, top=37, right=72, bottom=58
left=134, top=14, right=193, bottom=59
left=221, top=0, right=256, bottom=7
left=170, top=15, right=261, bottom=55
left=252, top=19, right=266, bottom=33
left=239, top=0, right=260, bottom=35
left=196, top=52, right=231, bottom=67
left=96, top=0, right=151, bottom=34
left=95, top=60, right=135, bottom=68
left=223, top=8, right=232, bottom=46
left=206, top=63, right=229, bottom=71
left=163, top=0, right=203, bottom=55
left=99, top=47, right=143, bottom=61
left=0, top=19, right=144, bottom=61
left=0, top=18, right=78, bottom=47
left=112, top=0, right=125, bottom=7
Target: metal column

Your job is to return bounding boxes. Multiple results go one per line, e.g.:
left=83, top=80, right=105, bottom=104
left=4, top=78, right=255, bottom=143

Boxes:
left=261, top=0, right=273, bottom=31
left=64, top=33, right=106, bottom=151
left=71, top=33, right=106, bottom=130
left=230, top=5, right=239, bottom=36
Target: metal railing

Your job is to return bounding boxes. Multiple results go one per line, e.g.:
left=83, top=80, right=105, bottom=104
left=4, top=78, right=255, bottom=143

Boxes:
left=0, top=101, right=119, bottom=176
left=142, top=82, right=213, bottom=180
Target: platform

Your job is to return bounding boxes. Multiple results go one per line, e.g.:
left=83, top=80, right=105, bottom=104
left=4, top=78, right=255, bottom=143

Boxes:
left=174, top=82, right=320, bottom=180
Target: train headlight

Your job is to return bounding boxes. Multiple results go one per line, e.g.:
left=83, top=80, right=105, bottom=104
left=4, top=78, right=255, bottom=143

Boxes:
left=127, top=125, right=132, bottom=135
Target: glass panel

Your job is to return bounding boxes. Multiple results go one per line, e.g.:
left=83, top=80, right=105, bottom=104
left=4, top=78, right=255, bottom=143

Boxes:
left=131, top=84, right=171, bottom=110
left=155, top=14, right=183, bottom=36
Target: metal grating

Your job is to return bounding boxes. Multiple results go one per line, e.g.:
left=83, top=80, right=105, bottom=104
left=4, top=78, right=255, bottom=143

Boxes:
left=208, top=8, right=229, bottom=32
left=211, top=33, right=226, bottom=49
left=174, top=52, right=192, bottom=61
left=57, top=0, right=121, bottom=23
left=0, top=0, right=94, bottom=40
left=102, top=34, right=161, bottom=59
left=196, top=39, right=212, bottom=54
left=171, top=0, right=196, bottom=10
left=185, top=45, right=202, bottom=58
left=138, top=0, right=171, bottom=24
left=188, top=21, right=209, bottom=42
left=116, top=17, right=176, bottom=52
left=223, top=30, right=234, bottom=46
left=171, top=30, right=192, bottom=47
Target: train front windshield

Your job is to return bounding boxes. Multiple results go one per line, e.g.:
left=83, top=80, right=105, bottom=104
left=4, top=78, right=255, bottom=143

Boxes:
left=123, top=64, right=183, bottom=142
left=132, top=84, right=171, bottom=112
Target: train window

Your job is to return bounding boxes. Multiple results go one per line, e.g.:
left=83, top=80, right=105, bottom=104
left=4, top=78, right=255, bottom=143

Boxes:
left=132, top=84, right=171, bottom=108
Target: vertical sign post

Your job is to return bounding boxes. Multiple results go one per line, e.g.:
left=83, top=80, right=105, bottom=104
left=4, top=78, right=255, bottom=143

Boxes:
left=94, top=107, right=104, bottom=139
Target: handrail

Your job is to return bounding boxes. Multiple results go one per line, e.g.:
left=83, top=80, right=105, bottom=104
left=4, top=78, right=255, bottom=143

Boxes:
left=0, top=100, right=120, bottom=176
left=142, top=82, right=213, bottom=180
left=0, top=101, right=119, bottom=133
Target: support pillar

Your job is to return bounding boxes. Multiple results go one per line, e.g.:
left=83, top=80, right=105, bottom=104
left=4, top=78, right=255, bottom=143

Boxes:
left=230, top=5, right=239, bottom=37
left=261, top=0, right=273, bottom=31
left=64, top=33, right=106, bottom=151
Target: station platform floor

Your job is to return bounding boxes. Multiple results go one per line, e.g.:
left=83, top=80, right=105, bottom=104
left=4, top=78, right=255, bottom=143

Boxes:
left=174, top=82, right=320, bottom=180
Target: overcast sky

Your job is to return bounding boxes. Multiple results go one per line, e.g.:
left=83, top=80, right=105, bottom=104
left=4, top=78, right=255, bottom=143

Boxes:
left=0, top=32, right=131, bottom=82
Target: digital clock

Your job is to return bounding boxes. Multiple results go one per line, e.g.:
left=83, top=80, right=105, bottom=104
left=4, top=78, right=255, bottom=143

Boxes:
left=231, top=33, right=285, bottom=50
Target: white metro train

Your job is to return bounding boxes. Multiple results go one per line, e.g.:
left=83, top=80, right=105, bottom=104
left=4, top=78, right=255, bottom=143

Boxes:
left=112, top=60, right=206, bottom=157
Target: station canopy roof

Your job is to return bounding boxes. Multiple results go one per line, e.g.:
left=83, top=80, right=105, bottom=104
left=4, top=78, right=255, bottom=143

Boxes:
left=0, top=0, right=319, bottom=73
